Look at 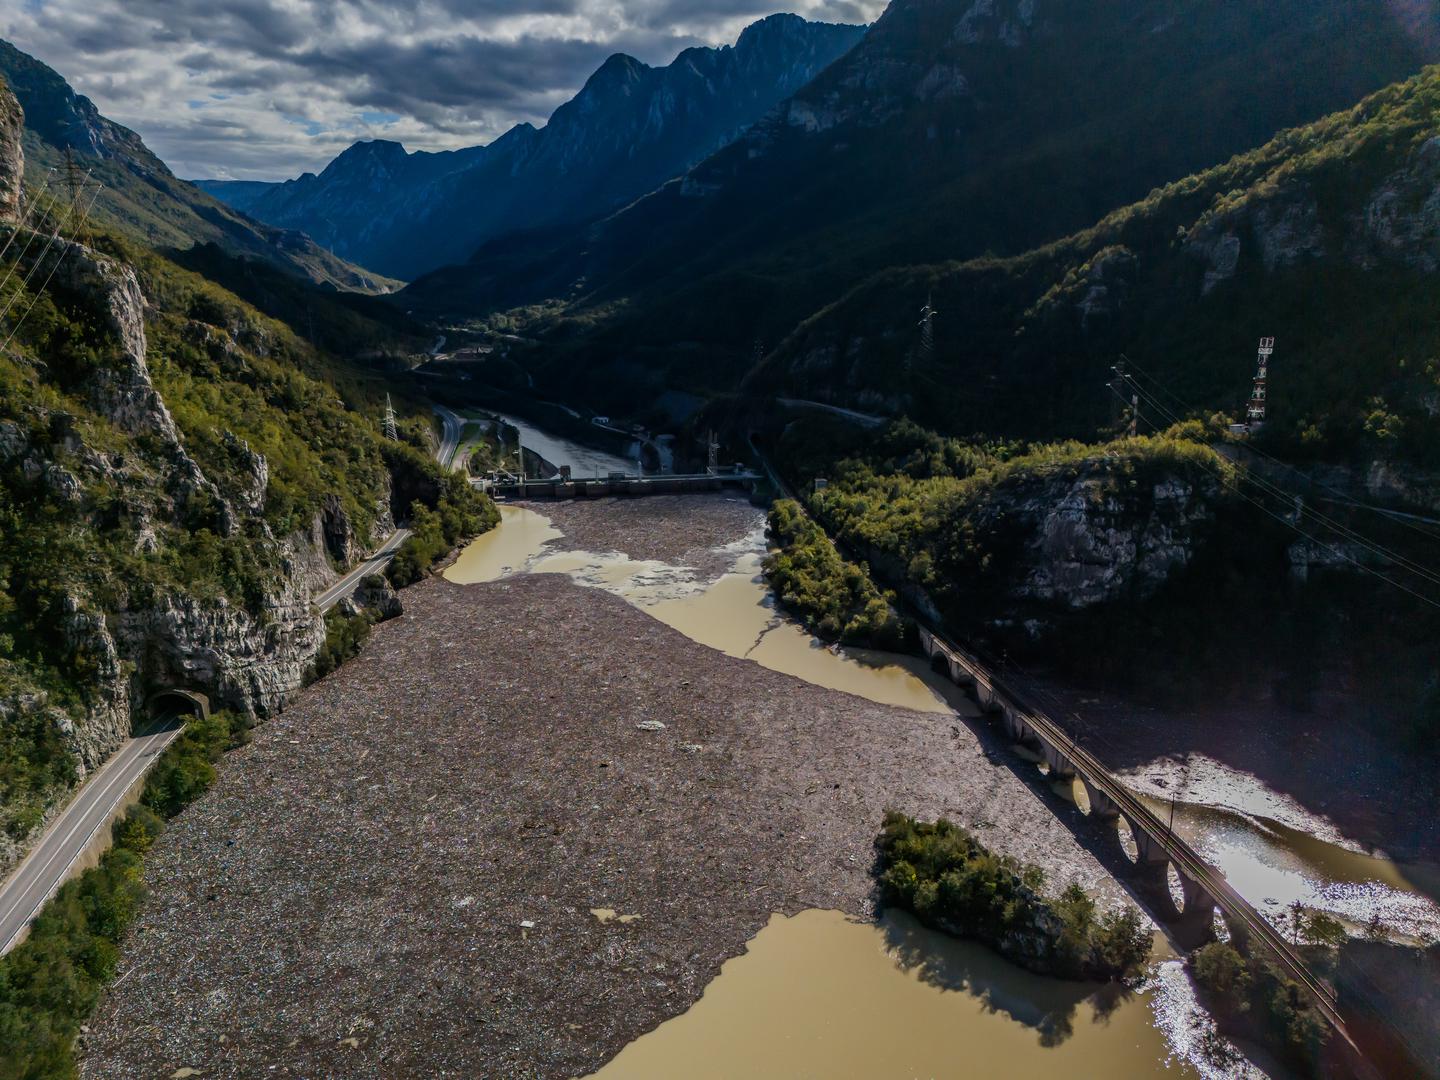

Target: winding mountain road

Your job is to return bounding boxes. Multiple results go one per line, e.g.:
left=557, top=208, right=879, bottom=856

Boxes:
left=0, top=404, right=465, bottom=954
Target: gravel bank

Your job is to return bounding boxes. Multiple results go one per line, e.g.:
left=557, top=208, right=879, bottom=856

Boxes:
left=83, top=501, right=1126, bottom=1079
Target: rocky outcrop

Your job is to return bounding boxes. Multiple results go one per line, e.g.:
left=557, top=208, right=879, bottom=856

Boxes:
left=1185, top=136, right=1440, bottom=293
left=116, top=571, right=323, bottom=721
left=1005, top=472, right=1217, bottom=610
left=344, top=573, right=404, bottom=621
left=1353, top=134, right=1440, bottom=271
left=222, top=430, right=268, bottom=516
left=58, top=594, right=130, bottom=769
left=0, top=76, right=22, bottom=224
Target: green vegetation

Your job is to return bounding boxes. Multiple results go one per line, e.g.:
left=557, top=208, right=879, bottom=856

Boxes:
left=311, top=608, right=374, bottom=681
left=0, top=687, right=76, bottom=843
left=387, top=474, right=500, bottom=587
left=755, top=66, right=1440, bottom=463
left=0, top=710, right=248, bottom=1080
left=140, top=709, right=251, bottom=819
left=781, top=417, right=1232, bottom=622
left=876, top=812, right=1151, bottom=981
left=1191, top=940, right=1330, bottom=1075
left=0, top=196, right=473, bottom=866
left=763, top=499, right=906, bottom=648
left=775, top=414, right=1440, bottom=745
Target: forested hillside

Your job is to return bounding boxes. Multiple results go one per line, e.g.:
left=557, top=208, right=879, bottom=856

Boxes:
left=403, top=0, right=1440, bottom=407
left=0, top=74, right=491, bottom=876
left=757, top=64, right=1440, bottom=469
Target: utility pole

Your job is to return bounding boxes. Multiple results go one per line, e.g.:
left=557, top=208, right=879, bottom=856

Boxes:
left=706, top=429, right=719, bottom=475
left=382, top=394, right=398, bottom=441
left=1247, top=337, right=1275, bottom=430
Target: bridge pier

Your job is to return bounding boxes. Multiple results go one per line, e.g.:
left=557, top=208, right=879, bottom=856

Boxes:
left=1080, top=777, right=1120, bottom=820
left=1041, top=743, right=1076, bottom=780
left=974, top=681, right=1004, bottom=715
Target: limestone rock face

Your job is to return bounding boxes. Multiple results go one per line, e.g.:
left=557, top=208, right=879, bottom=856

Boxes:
left=0, top=77, right=22, bottom=224
left=1185, top=138, right=1440, bottom=293
left=59, top=594, right=130, bottom=770
left=222, top=430, right=268, bottom=515
left=352, top=573, right=404, bottom=620
left=116, top=575, right=324, bottom=721
left=1004, top=473, right=1216, bottom=610
left=1353, top=134, right=1440, bottom=272
left=321, top=493, right=357, bottom=565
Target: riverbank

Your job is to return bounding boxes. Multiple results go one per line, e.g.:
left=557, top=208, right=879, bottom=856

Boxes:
left=1009, top=670, right=1440, bottom=883
left=80, top=506, right=1131, bottom=1077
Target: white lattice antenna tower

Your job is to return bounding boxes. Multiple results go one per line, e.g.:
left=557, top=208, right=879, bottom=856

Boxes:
left=382, top=394, right=398, bottom=440
left=1247, top=337, right=1275, bottom=428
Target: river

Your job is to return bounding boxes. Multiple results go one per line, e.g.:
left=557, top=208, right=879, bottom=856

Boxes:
left=440, top=412, right=1438, bottom=1076
left=444, top=503, right=1254, bottom=1076
left=480, top=409, right=640, bottom=478
left=443, top=491, right=1440, bottom=1076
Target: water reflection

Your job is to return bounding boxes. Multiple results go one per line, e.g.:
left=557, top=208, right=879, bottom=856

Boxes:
left=1115, top=757, right=1440, bottom=943
left=589, top=909, right=1210, bottom=1079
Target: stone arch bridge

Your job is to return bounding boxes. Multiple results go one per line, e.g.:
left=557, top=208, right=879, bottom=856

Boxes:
left=917, top=626, right=1353, bottom=1044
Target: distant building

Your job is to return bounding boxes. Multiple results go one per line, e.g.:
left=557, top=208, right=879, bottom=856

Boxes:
left=813, top=477, right=829, bottom=493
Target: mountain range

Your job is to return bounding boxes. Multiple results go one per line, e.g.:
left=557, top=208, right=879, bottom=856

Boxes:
left=0, top=41, right=393, bottom=293
left=400, top=0, right=1440, bottom=412
left=197, top=14, right=867, bottom=281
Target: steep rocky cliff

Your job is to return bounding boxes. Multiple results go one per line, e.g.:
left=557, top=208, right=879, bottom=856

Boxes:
left=1005, top=473, right=1216, bottom=610
left=0, top=135, right=411, bottom=871
left=0, top=75, right=20, bottom=224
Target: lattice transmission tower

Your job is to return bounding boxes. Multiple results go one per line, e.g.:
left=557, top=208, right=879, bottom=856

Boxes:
left=1246, top=337, right=1275, bottom=429
left=382, top=394, right=398, bottom=441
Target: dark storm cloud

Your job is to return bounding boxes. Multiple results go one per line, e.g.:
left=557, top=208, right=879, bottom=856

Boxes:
left=0, top=0, right=883, bottom=179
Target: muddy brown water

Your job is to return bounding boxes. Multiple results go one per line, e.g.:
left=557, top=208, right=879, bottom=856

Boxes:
left=590, top=909, right=1214, bottom=1080
left=447, top=500, right=1438, bottom=1076
left=446, top=508, right=965, bottom=715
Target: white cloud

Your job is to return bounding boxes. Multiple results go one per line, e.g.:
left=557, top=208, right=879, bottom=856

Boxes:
left=1, top=0, right=883, bottom=180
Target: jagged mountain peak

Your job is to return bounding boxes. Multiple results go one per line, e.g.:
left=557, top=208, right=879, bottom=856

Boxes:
left=206, top=15, right=867, bottom=280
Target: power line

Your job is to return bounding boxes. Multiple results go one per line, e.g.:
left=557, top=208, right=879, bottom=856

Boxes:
left=1118, top=372, right=1440, bottom=588
left=0, top=182, right=103, bottom=357
left=1120, top=352, right=1440, bottom=547
left=0, top=169, right=56, bottom=268
left=1111, top=354, right=1440, bottom=578
left=1116, top=375, right=1440, bottom=602
left=0, top=171, right=92, bottom=326
left=0, top=172, right=62, bottom=301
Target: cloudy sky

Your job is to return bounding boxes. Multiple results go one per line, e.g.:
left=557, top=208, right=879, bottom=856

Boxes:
left=0, top=0, right=879, bottom=182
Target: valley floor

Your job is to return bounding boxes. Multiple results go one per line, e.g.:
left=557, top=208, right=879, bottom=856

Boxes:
left=79, top=498, right=1123, bottom=1079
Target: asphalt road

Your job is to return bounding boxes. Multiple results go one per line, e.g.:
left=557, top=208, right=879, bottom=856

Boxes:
left=315, top=405, right=460, bottom=613
left=0, top=714, right=185, bottom=955
left=0, top=405, right=463, bottom=954
left=314, top=526, right=414, bottom=612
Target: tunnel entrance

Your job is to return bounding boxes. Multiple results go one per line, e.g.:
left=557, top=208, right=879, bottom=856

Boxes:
left=143, top=689, right=210, bottom=732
